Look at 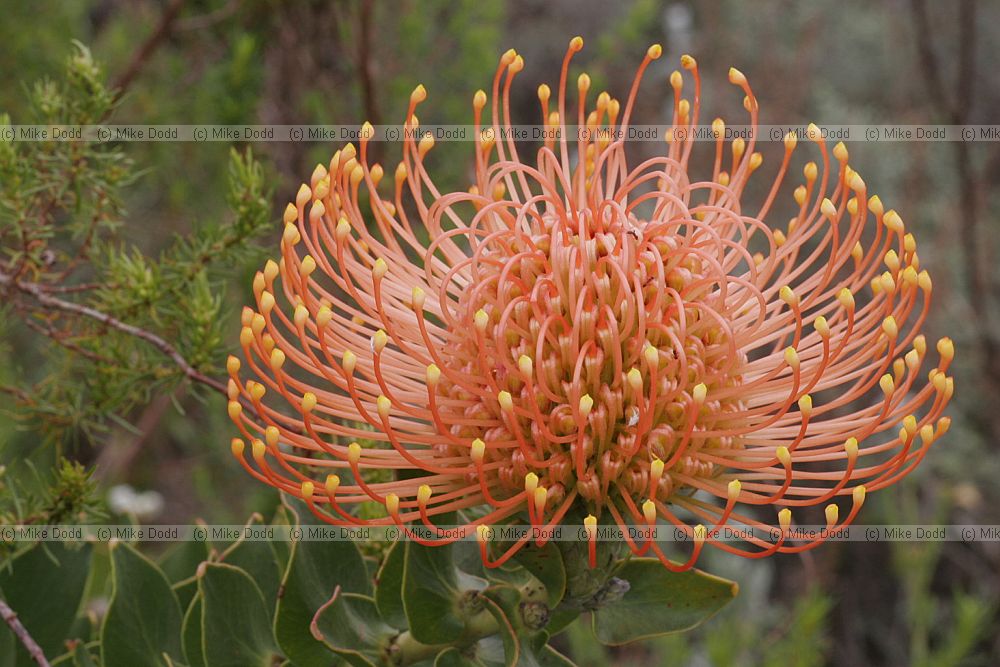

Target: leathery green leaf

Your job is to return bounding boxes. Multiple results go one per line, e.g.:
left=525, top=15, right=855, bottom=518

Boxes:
left=311, top=589, right=397, bottom=667
left=100, top=542, right=182, bottom=667
left=274, top=495, right=370, bottom=666
left=402, top=539, right=465, bottom=644
left=198, top=561, right=278, bottom=667
left=374, top=538, right=406, bottom=629
left=592, top=558, right=738, bottom=645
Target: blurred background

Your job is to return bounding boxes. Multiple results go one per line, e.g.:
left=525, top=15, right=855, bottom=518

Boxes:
left=1, top=1, right=998, bottom=664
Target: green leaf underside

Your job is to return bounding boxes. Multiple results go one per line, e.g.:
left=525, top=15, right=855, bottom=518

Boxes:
left=172, top=576, right=200, bottom=614
left=71, top=642, right=99, bottom=667
left=544, top=607, right=580, bottom=637
left=181, top=595, right=206, bottom=667
left=482, top=586, right=574, bottom=667
left=218, top=531, right=281, bottom=617
left=480, top=592, right=519, bottom=667
left=101, top=542, right=183, bottom=667
left=312, top=591, right=397, bottom=667
left=451, top=539, right=487, bottom=580
left=199, top=561, right=278, bottom=667
left=434, top=646, right=481, bottom=666
left=269, top=505, right=295, bottom=570
left=592, top=558, right=739, bottom=645
left=159, top=539, right=209, bottom=585
left=402, top=539, right=466, bottom=644
left=374, top=539, right=407, bottom=629
left=274, top=496, right=370, bottom=666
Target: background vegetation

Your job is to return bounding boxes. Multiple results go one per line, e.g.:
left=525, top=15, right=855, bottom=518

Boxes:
left=1, top=1, right=998, bottom=664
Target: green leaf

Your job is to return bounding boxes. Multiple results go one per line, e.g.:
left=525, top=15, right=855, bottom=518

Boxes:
left=510, top=541, right=566, bottom=608
left=217, top=516, right=281, bottom=617
left=71, top=642, right=99, bottom=667
left=181, top=595, right=206, bottom=667
left=402, top=539, right=466, bottom=644
left=544, top=608, right=579, bottom=637
left=160, top=535, right=210, bottom=611
left=311, top=591, right=396, bottom=667
left=452, top=539, right=488, bottom=580
left=220, top=538, right=281, bottom=609
left=524, top=634, right=575, bottom=667
left=479, top=589, right=519, bottom=667
left=50, top=640, right=100, bottom=667
left=0, top=543, right=92, bottom=667
left=269, top=504, right=295, bottom=569
left=172, top=576, right=200, bottom=614
left=101, top=542, right=183, bottom=667
left=481, top=586, right=573, bottom=667
left=274, top=496, right=370, bottom=666
left=434, top=646, right=480, bottom=666
left=592, top=558, right=738, bottom=645
left=471, top=637, right=510, bottom=667
left=198, top=562, right=278, bottom=667
left=159, top=539, right=209, bottom=584
left=374, top=539, right=406, bottom=629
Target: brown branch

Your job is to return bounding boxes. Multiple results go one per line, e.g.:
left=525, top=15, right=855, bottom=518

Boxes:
left=21, top=316, right=115, bottom=365
left=909, top=0, right=1000, bottom=431
left=953, top=1, right=1000, bottom=387
left=908, top=3, right=985, bottom=299
left=96, top=392, right=175, bottom=481
left=910, top=0, right=950, bottom=119
left=956, top=0, right=976, bottom=119
left=0, top=270, right=233, bottom=403
left=176, top=0, right=240, bottom=31
left=0, top=384, right=32, bottom=404
left=0, top=597, right=50, bottom=667
left=53, top=208, right=102, bottom=283
left=31, top=282, right=102, bottom=294
left=112, top=0, right=187, bottom=102
left=13, top=144, right=90, bottom=281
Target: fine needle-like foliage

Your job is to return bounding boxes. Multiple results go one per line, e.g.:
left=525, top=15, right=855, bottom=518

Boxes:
left=0, top=45, right=272, bottom=447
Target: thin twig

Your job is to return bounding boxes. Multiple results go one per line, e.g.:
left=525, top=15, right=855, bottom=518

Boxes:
left=96, top=392, right=174, bottom=481
left=0, top=597, right=51, bottom=667
left=0, top=384, right=32, bottom=403
left=21, top=315, right=115, bottom=364
left=0, top=270, right=231, bottom=401
left=176, top=0, right=240, bottom=31
left=32, top=282, right=102, bottom=294
left=112, top=0, right=188, bottom=102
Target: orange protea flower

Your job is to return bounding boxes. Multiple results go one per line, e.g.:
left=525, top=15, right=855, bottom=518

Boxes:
left=227, top=38, right=953, bottom=570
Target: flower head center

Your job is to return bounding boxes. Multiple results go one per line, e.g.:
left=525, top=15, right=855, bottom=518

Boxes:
left=437, top=207, right=746, bottom=508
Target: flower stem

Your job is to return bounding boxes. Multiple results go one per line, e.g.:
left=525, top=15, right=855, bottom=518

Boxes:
left=387, top=607, right=500, bottom=666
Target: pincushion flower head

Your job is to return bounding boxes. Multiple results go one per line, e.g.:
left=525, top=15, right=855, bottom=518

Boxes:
left=227, top=38, right=953, bottom=570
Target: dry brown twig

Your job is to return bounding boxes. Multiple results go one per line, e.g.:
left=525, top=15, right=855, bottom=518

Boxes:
left=0, top=270, right=238, bottom=406
left=112, top=0, right=188, bottom=102
left=0, top=597, right=50, bottom=667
